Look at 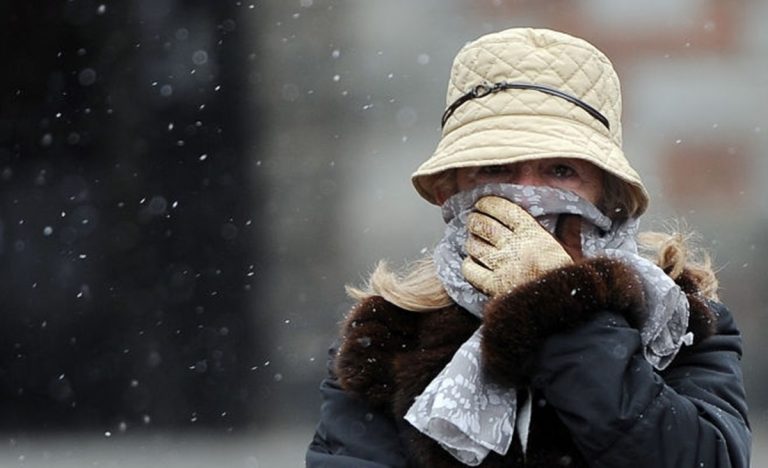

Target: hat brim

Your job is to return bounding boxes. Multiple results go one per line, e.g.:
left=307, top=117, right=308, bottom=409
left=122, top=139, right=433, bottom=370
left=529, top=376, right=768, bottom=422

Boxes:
left=412, top=114, right=649, bottom=214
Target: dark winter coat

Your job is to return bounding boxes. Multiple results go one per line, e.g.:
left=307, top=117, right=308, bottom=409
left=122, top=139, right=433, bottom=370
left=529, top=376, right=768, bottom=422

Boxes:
left=306, top=258, right=751, bottom=467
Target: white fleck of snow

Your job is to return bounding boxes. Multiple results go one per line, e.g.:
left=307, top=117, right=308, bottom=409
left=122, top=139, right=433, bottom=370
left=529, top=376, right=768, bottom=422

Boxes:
left=97, top=4, right=106, bottom=15
left=192, top=50, right=208, bottom=65
left=78, top=69, right=97, bottom=86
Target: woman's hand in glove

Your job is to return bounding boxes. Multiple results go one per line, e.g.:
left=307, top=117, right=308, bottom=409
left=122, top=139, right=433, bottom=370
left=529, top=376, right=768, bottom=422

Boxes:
left=461, top=196, right=573, bottom=296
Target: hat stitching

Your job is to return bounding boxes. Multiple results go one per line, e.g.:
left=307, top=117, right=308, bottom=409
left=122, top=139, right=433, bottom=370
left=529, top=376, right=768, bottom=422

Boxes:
left=465, top=33, right=613, bottom=62
left=447, top=46, right=618, bottom=138
left=433, top=118, right=630, bottom=174
left=436, top=118, right=618, bottom=160
left=452, top=40, right=611, bottom=93
left=438, top=124, right=613, bottom=156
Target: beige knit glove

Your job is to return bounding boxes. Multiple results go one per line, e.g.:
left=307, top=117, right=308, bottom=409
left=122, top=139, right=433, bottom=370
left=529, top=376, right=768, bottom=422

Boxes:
left=461, top=196, right=573, bottom=297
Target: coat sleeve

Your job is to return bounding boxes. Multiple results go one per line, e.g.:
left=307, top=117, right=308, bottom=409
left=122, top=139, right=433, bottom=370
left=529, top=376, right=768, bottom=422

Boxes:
left=531, top=305, right=750, bottom=468
left=305, top=344, right=409, bottom=468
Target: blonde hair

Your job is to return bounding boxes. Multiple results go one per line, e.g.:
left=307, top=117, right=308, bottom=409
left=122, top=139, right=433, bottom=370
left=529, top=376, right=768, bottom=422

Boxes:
left=637, top=228, right=719, bottom=300
left=348, top=171, right=719, bottom=310
left=346, top=258, right=454, bottom=311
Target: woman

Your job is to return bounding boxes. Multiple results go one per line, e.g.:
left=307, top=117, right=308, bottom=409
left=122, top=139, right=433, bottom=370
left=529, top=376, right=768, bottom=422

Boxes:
left=306, top=28, right=750, bottom=467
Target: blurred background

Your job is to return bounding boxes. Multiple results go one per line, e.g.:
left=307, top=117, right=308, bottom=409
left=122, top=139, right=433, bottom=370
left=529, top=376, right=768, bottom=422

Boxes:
left=0, top=0, right=765, bottom=466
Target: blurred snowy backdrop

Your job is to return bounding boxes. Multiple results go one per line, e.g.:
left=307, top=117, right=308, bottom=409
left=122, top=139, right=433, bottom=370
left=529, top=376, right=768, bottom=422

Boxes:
left=1, top=0, right=766, bottom=466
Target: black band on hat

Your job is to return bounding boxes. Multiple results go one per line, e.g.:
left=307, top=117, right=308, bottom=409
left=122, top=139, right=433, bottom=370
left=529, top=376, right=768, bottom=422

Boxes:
left=440, top=82, right=610, bottom=130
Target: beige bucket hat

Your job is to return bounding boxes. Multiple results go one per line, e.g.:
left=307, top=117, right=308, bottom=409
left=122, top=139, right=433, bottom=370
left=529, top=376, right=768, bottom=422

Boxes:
left=411, top=28, right=650, bottom=215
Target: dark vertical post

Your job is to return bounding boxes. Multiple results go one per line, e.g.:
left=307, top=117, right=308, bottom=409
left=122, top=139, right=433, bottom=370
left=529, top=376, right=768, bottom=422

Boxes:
left=0, top=0, right=264, bottom=430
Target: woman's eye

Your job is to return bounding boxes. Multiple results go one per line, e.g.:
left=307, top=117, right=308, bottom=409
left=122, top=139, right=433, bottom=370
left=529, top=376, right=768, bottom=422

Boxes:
left=551, top=164, right=576, bottom=178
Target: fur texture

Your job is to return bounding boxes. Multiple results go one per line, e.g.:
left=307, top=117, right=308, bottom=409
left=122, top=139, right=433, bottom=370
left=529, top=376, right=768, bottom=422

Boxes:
left=335, top=259, right=718, bottom=467
left=481, top=257, right=646, bottom=387
left=335, top=296, right=421, bottom=407
left=674, top=269, right=717, bottom=344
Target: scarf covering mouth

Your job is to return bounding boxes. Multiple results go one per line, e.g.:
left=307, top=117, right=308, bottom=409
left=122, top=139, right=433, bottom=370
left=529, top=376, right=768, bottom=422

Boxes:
left=404, top=183, right=693, bottom=466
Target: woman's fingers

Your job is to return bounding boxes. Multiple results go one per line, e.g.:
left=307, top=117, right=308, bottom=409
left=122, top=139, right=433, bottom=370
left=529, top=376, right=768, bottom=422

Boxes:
left=467, top=212, right=509, bottom=247
left=474, top=196, right=537, bottom=231
left=461, top=256, right=495, bottom=296
left=465, top=233, right=507, bottom=270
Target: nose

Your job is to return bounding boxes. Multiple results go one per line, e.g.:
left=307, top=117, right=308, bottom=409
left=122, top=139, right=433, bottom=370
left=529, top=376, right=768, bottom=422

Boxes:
left=512, top=162, right=543, bottom=186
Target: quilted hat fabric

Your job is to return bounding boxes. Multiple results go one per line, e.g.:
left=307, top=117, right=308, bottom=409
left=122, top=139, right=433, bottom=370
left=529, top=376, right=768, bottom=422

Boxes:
left=412, top=28, right=650, bottom=215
